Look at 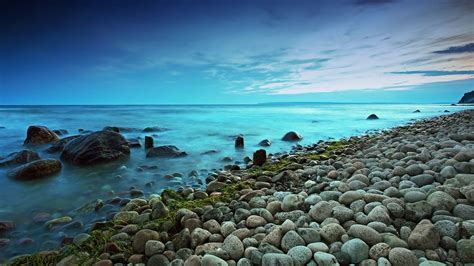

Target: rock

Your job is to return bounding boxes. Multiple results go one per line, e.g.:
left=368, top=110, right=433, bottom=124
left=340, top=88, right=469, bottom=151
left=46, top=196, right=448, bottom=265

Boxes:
left=341, top=238, right=369, bottom=264
left=347, top=224, right=382, bottom=246
left=258, top=139, right=271, bottom=147
left=455, top=174, right=474, bottom=186
left=24, top=125, right=59, bottom=145
left=367, top=114, right=379, bottom=120
left=367, top=206, right=391, bottom=225
left=440, top=166, right=457, bottom=179
left=201, top=254, right=227, bottom=266
left=146, top=145, right=187, bottom=158
left=46, top=135, right=80, bottom=153
left=143, top=126, right=165, bottom=132
left=246, top=215, right=266, bottom=228
left=434, top=220, right=458, bottom=239
left=253, top=149, right=266, bottom=166
left=313, top=252, right=338, bottom=266
left=413, top=110, right=420, bottom=113
left=282, top=131, right=302, bottom=141
left=190, top=228, right=211, bottom=248
left=453, top=204, right=474, bottom=220
left=405, top=201, right=432, bottom=222
left=457, top=239, right=474, bottom=263
left=388, top=248, right=417, bottom=266
left=426, top=191, right=456, bottom=211
left=262, top=253, right=293, bottom=266
left=261, top=226, right=283, bottom=247
left=287, top=246, right=312, bottom=266
left=7, top=159, right=62, bottom=180
left=309, top=201, right=332, bottom=222
left=404, top=191, right=426, bottom=203
left=148, top=254, right=170, bottom=265
left=0, top=150, right=40, bottom=166
left=369, top=243, right=391, bottom=260
left=458, top=90, right=474, bottom=103
left=408, top=219, right=440, bottom=250
left=410, top=174, right=434, bottom=187
left=320, top=223, right=345, bottom=243
left=61, top=131, right=130, bottom=165
left=145, top=240, right=165, bottom=256
left=222, top=235, right=244, bottom=260
left=281, top=230, right=305, bottom=252
left=282, top=194, right=304, bottom=212
left=339, top=191, right=364, bottom=205
left=235, top=135, right=244, bottom=148
left=133, top=229, right=160, bottom=253
left=127, top=138, right=141, bottom=148
left=145, top=136, right=154, bottom=149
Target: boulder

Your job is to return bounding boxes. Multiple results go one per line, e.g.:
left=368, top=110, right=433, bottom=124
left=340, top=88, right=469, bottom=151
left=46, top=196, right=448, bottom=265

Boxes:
left=258, top=139, right=271, bottom=146
left=144, top=136, right=154, bottom=149
left=366, top=114, right=379, bottom=120
left=0, top=150, right=40, bottom=166
left=146, top=145, right=187, bottom=158
left=7, top=159, right=62, bottom=180
left=408, top=219, right=440, bottom=250
left=61, top=131, right=130, bottom=165
left=24, top=125, right=59, bottom=145
left=388, top=247, right=418, bottom=266
left=253, top=149, right=266, bottom=166
left=235, top=135, right=244, bottom=148
left=282, top=131, right=302, bottom=141
left=143, top=126, right=165, bottom=132
left=458, top=90, right=474, bottom=104
left=341, top=238, right=369, bottom=263
left=45, top=135, right=80, bottom=153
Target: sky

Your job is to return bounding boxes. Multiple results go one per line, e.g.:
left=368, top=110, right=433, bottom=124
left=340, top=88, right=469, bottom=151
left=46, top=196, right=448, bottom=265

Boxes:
left=0, top=0, right=473, bottom=104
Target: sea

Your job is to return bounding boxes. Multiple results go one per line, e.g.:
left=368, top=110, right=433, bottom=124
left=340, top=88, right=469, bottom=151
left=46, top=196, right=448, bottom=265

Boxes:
left=0, top=103, right=472, bottom=259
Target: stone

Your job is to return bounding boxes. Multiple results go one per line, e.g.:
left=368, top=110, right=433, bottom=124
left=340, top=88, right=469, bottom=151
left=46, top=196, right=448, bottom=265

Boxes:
left=408, top=219, right=439, bottom=250
left=262, top=253, right=293, bottom=266
left=367, top=114, right=379, bottom=120
left=253, top=149, right=266, bottom=166
left=347, top=224, right=382, bottom=246
left=133, top=229, right=160, bottom=253
left=258, top=139, right=271, bottom=147
left=313, top=252, right=339, bottom=266
left=246, top=215, right=266, bottom=228
left=297, top=228, right=320, bottom=244
left=369, top=243, right=391, bottom=260
left=440, top=166, right=456, bottom=179
left=7, top=159, right=61, bottom=180
left=287, top=246, right=312, bottom=266
left=173, top=228, right=191, bottom=250
left=457, top=239, right=474, bottom=263
left=145, top=240, right=165, bottom=256
left=151, top=200, right=169, bottom=219
left=367, top=206, right=391, bottom=225
left=24, top=125, right=59, bottom=145
left=282, top=194, right=304, bottom=212
left=455, top=174, right=474, bottom=186
left=61, top=131, right=130, bottom=165
left=148, top=254, right=170, bottom=265
left=222, top=235, right=244, bottom=261
left=261, top=226, right=283, bottom=247
left=426, top=191, right=456, bottom=211
left=0, top=150, right=40, bottom=166
left=388, top=247, right=418, bottom=266
left=404, top=191, right=426, bottom=203
left=453, top=204, right=474, bottom=220
left=309, top=201, right=332, bottom=222
left=144, top=136, right=154, bottom=149
left=281, top=230, right=305, bottom=252
left=410, top=174, right=434, bottom=187
left=146, top=145, right=187, bottom=158
left=434, top=220, right=458, bottom=239
left=341, top=238, right=369, bottom=264
left=405, top=201, right=432, bottom=222
left=235, top=135, right=244, bottom=148
left=320, top=223, right=345, bottom=243
left=201, top=254, right=228, bottom=266
left=405, top=165, right=423, bottom=176
left=339, top=191, right=364, bottom=205
left=282, top=131, right=303, bottom=141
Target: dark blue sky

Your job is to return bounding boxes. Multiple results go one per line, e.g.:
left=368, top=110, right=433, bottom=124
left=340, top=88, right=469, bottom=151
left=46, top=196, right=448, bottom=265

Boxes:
left=1, top=0, right=473, bottom=104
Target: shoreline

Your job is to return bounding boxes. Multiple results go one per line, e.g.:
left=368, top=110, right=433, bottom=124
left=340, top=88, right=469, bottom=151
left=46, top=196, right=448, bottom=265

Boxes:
left=6, top=110, right=474, bottom=265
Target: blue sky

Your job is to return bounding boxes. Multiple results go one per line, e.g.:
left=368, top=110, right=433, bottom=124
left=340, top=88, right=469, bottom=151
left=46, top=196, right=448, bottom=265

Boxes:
left=0, top=0, right=473, bottom=104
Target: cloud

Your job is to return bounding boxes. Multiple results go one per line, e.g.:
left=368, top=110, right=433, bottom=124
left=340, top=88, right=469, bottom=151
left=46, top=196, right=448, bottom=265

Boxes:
left=391, top=70, right=474, bottom=76
left=433, top=43, right=474, bottom=54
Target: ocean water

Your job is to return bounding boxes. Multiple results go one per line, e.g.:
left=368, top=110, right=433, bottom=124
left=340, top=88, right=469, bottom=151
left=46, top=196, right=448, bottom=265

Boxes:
left=0, top=103, right=471, bottom=258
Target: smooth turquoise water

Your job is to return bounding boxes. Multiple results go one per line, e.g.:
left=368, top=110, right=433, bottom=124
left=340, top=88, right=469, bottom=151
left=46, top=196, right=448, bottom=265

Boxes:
left=0, top=103, right=471, bottom=258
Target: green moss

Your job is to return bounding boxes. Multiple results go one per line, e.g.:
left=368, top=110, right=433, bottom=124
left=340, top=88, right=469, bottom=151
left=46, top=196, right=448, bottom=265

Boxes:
left=10, top=251, right=60, bottom=266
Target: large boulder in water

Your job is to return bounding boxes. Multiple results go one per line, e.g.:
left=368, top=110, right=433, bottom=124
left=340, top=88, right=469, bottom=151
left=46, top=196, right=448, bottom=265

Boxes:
left=146, top=145, right=187, bottom=158
left=235, top=135, right=244, bottom=148
left=367, top=114, right=379, bottom=120
left=0, top=150, right=40, bottom=167
left=282, top=131, right=302, bottom=141
left=7, top=159, right=62, bottom=180
left=253, top=149, right=267, bottom=166
left=45, top=135, right=81, bottom=153
left=60, top=131, right=130, bottom=166
left=24, top=125, right=59, bottom=145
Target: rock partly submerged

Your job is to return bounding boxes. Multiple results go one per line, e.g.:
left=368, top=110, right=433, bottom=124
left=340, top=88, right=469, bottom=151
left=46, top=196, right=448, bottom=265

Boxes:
left=282, top=131, right=303, bottom=141
left=0, top=150, right=40, bottom=166
left=60, top=131, right=130, bottom=166
left=458, top=90, right=474, bottom=104
left=24, top=125, right=59, bottom=145
left=7, top=159, right=62, bottom=180
left=146, top=145, right=187, bottom=158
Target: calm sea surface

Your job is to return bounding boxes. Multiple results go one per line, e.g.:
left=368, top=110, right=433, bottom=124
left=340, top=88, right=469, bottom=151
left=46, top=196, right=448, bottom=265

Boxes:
left=0, top=103, right=472, bottom=258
